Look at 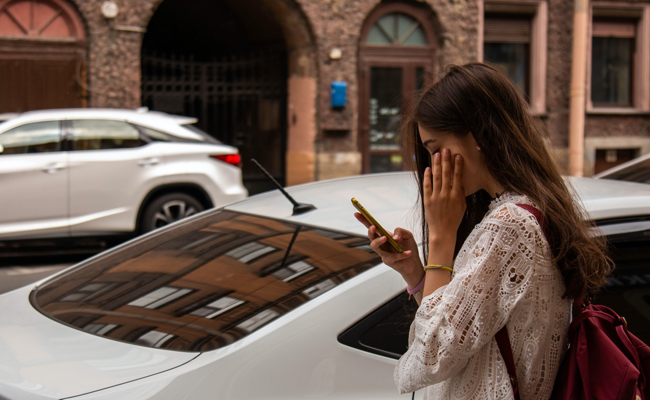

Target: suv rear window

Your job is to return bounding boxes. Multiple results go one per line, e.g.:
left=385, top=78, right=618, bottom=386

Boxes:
left=31, top=211, right=380, bottom=352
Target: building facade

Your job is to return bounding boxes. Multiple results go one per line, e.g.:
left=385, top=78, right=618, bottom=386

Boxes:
left=1, top=0, right=649, bottom=193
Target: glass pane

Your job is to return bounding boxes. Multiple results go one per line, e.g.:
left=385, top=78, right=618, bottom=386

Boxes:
left=369, top=67, right=402, bottom=158
left=370, top=153, right=403, bottom=173
left=591, top=37, right=633, bottom=106
left=398, top=13, right=427, bottom=46
left=397, top=14, right=416, bottom=40
left=377, top=14, right=396, bottom=42
left=72, top=120, right=144, bottom=150
left=596, top=239, right=650, bottom=344
left=402, top=26, right=427, bottom=46
left=366, top=13, right=427, bottom=46
left=0, top=121, right=61, bottom=154
left=32, top=210, right=380, bottom=352
left=484, top=42, right=529, bottom=98
left=366, top=24, right=392, bottom=45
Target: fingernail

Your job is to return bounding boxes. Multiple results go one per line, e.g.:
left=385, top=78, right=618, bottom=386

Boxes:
left=425, top=167, right=430, bottom=173
left=394, top=234, right=400, bottom=240
left=443, top=148, right=450, bottom=155
left=456, top=154, right=462, bottom=160
left=434, top=153, right=441, bottom=160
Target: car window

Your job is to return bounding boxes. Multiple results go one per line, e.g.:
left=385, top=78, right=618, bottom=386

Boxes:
left=599, top=157, right=650, bottom=184
left=71, top=120, right=146, bottom=150
left=339, top=223, right=650, bottom=359
left=137, top=125, right=199, bottom=143
left=32, top=210, right=381, bottom=352
left=138, top=125, right=173, bottom=142
left=594, top=232, right=650, bottom=344
left=183, top=123, right=222, bottom=144
left=338, top=291, right=415, bottom=359
left=0, top=121, right=61, bottom=154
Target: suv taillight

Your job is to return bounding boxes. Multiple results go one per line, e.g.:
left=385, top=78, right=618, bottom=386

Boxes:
left=212, top=154, right=242, bottom=167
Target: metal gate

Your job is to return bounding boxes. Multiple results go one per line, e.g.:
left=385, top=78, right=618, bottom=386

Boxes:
left=141, top=52, right=287, bottom=195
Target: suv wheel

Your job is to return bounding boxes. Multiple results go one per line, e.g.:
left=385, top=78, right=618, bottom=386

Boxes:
left=141, top=193, right=204, bottom=233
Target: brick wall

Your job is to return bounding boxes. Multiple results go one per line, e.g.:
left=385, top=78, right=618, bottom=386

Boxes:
left=63, top=0, right=650, bottom=179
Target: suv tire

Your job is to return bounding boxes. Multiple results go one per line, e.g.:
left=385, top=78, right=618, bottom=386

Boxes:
left=141, top=193, right=204, bottom=233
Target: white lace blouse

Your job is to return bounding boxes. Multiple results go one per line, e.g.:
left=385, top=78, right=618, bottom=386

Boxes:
left=395, top=193, right=572, bottom=400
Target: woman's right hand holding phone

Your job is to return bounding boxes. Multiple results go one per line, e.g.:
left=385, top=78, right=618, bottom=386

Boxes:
left=354, top=213, right=425, bottom=289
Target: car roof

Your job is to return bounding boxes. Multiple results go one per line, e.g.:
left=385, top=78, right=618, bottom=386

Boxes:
left=225, top=172, right=650, bottom=238
left=0, top=108, right=206, bottom=141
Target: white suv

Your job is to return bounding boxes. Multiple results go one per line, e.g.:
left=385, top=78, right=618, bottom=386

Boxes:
left=0, top=108, right=248, bottom=240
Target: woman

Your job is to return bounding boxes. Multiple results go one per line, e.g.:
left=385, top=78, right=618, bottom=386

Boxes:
left=354, top=63, right=612, bottom=399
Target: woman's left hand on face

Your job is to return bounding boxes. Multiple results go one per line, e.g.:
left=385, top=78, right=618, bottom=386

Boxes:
left=423, top=149, right=467, bottom=243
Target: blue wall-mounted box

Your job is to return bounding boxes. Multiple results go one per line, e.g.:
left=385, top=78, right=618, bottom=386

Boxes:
left=331, top=81, right=347, bottom=108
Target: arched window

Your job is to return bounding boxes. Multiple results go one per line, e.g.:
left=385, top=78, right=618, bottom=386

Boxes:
left=0, top=0, right=84, bottom=40
left=366, top=12, right=428, bottom=46
left=359, top=4, right=436, bottom=174
left=0, top=0, right=86, bottom=113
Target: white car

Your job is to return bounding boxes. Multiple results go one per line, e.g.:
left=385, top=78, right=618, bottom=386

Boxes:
left=0, top=173, right=649, bottom=399
left=0, top=108, right=248, bottom=240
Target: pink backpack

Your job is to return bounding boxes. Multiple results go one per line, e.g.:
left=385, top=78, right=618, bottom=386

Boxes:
left=496, top=204, right=650, bottom=400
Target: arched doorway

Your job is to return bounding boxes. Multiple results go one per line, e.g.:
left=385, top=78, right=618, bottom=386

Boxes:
left=0, top=0, right=86, bottom=113
left=141, top=0, right=291, bottom=195
left=358, top=3, right=437, bottom=174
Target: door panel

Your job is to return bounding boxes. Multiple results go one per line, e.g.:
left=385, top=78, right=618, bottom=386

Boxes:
left=0, top=121, right=68, bottom=239
left=68, top=120, right=164, bottom=235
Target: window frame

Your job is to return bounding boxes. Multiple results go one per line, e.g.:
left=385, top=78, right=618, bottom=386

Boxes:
left=587, top=3, right=650, bottom=114
left=478, top=0, right=548, bottom=115
left=0, top=120, right=63, bottom=154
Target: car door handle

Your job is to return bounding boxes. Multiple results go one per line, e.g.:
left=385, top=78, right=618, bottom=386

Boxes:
left=41, top=162, right=66, bottom=174
left=138, top=157, right=160, bottom=166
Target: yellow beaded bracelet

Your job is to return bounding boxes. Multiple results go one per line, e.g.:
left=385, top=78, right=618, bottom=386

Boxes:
left=424, top=264, right=453, bottom=273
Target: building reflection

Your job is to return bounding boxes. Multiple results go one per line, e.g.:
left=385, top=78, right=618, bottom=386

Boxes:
left=33, top=211, right=381, bottom=352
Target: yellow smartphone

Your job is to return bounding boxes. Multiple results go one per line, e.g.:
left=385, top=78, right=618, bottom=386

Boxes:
left=351, top=197, right=403, bottom=253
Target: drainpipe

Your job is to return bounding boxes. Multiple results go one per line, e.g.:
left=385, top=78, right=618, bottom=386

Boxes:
left=568, top=0, right=589, bottom=176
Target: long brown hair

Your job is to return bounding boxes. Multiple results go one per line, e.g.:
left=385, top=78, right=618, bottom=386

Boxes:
left=402, top=62, right=612, bottom=299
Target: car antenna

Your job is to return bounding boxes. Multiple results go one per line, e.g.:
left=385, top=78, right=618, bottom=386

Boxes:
left=251, top=158, right=316, bottom=215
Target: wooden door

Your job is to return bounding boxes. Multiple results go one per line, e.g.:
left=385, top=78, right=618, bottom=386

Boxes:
left=359, top=63, right=427, bottom=173
left=0, top=0, right=86, bottom=113
left=358, top=3, right=436, bottom=174
left=0, top=57, right=82, bottom=112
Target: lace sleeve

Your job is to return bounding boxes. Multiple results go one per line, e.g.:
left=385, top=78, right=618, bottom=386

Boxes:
left=394, top=204, right=542, bottom=393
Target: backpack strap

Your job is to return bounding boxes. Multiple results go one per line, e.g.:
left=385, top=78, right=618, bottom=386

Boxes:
left=495, top=326, right=521, bottom=400
left=494, top=203, right=545, bottom=400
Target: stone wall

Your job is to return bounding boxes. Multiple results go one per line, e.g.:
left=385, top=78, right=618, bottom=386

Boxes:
left=70, top=0, right=153, bottom=109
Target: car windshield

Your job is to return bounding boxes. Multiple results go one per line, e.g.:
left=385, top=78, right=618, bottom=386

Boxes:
left=31, top=210, right=380, bottom=352
left=599, top=156, right=650, bottom=184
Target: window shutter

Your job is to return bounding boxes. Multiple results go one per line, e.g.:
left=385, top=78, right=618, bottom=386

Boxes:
left=592, top=20, right=636, bottom=38
left=484, top=16, right=531, bottom=43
